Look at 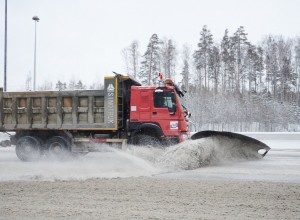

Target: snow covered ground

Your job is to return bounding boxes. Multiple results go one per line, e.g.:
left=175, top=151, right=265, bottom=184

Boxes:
left=0, top=132, right=299, bottom=220
left=0, top=132, right=299, bottom=183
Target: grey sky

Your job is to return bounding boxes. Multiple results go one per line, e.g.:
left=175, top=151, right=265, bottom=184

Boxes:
left=0, top=0, right=300, bottom=90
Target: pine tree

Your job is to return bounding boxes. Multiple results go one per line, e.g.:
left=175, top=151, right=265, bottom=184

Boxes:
left=139, top=34, right=162, bottom=85
left=263, top=35, right=279, bottom=97
left=55, top=81, right=67, bottom=91
left=161, top=38, right=177, bottom=80
left=208, top=46, right=221, bottom=93
left=181, top=60, right=189, bottom=91
left=245, top=43, right=258, bottom=93
left=220, top=29, right=231, bottom=91
left=277, top=38, right=295, bottom=102
left=194, top=25, right=214, bottom=90
left=295, top=38, right=300, bottom=104
left=231, top=26, right=249, bottom=93
left=256, top=46, right=264, bottom=93
left=75, top=80, right=86, bottom=90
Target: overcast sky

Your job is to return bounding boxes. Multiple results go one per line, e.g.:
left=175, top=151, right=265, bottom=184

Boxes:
left=0, top=0, right=300, bottom=91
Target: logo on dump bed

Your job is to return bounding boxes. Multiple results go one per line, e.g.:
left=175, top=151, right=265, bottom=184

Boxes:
left=106, top=83, right=115, bottom=124
left=107, top=84, right=115, bottom=92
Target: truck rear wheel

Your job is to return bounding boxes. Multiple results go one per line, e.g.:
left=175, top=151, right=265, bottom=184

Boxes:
left=15, top=136, right=43, bottom=161
left=133, top=134, right=161, bottom=147
left=46, top=136, right=71, bottom=160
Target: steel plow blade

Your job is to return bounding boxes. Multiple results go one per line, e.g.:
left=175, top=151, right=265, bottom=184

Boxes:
left=191, top=130, right=271, bottom=159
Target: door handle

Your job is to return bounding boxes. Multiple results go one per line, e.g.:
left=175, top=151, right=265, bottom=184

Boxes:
left=152, top=112, right=157, bottom=115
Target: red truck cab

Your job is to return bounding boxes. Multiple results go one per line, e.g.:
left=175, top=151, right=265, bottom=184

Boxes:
left=129, top=84, right=189, bottom=146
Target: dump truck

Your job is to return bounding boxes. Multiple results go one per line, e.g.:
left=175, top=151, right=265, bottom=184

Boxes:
left=0, top=74, right=270, bottom=161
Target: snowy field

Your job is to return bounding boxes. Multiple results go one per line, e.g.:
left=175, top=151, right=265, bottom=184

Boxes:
left=0, top=132, right=299, bottom=183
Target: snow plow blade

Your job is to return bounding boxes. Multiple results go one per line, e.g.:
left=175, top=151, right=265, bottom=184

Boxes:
left=191, top=130, right=271, bottom=158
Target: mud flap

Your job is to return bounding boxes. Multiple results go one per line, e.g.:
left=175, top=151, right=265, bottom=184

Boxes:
left=191, top=130, right=271, bottom=158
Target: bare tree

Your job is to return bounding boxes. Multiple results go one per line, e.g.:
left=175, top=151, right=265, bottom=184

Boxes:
left=38, top=81, right=53, bottom=91
left=68, top=79, right=76, bottom=90
left=122, top=40, right=140, bottom=79
left=90, top=81, right=104, bottom=90
left=180, top=44, right=192, bottom=91
left=122, top=48, right=130, bottom=76
left=25, top=72, right=32, bottom=91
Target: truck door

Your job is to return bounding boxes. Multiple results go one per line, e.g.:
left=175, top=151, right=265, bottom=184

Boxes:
left=151, top=90, right=179, bottom=135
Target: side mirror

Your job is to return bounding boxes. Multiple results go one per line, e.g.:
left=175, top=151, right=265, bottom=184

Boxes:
left=183, top=110, right=191, bottom=118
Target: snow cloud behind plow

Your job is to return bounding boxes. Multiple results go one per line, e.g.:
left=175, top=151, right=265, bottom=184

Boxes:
left=156, top=137, right=268, bottom=171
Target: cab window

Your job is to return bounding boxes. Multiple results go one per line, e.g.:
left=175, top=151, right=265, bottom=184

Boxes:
left=154, top=91, right=176, bottom=113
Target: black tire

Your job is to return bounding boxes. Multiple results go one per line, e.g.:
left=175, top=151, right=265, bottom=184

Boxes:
left=46, top=136, right=71, bottom=160
left=15, top=136, right=42, bottom=161
left=133, top=134, right=161, bottom=147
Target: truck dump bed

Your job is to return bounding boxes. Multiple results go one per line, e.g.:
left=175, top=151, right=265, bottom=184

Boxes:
left=0, top=89, right=110, bottom=130
left=0, top=77, right=123, bottom=131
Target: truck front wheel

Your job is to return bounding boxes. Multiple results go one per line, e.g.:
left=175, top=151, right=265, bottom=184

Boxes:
left=133, top=134, right=161, bottom=147
left=46, top=136, right=71, bottom=160
left=15, top=136, right=42, bottom=161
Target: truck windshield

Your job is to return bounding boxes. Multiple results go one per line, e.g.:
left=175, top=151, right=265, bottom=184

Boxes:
left=154, top=91, right=176, bottom=112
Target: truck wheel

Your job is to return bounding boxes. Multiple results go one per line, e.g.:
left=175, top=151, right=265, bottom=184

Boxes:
left=133, top=134, right=161, bottom=147
left=46, top=136, right=71, bottom=160
left=15, top=136, right=42, bottom=161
